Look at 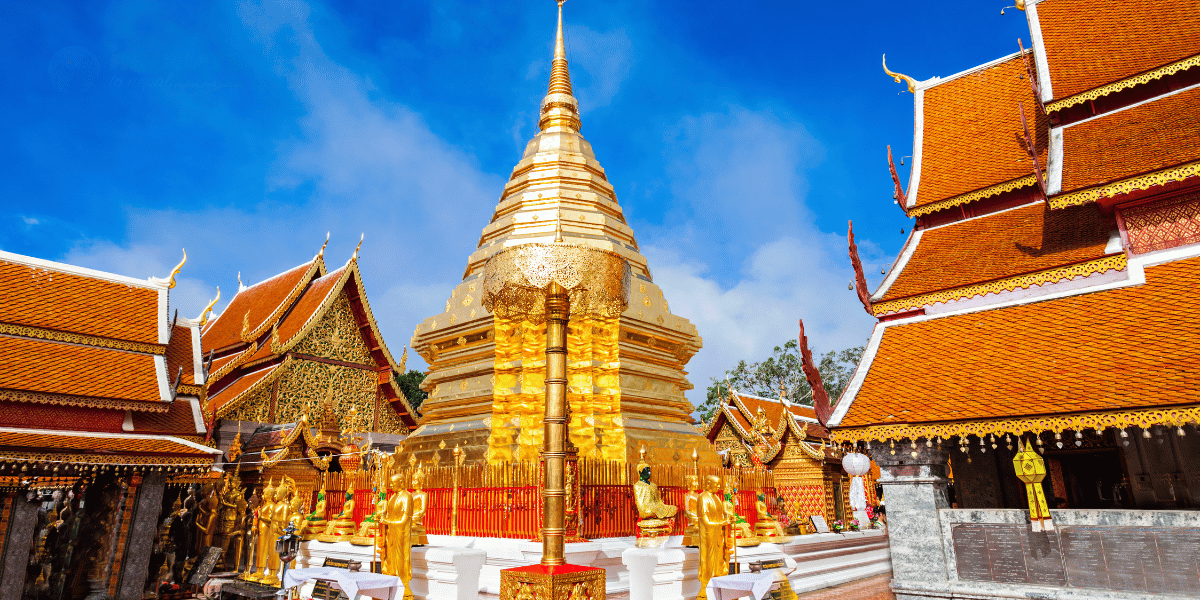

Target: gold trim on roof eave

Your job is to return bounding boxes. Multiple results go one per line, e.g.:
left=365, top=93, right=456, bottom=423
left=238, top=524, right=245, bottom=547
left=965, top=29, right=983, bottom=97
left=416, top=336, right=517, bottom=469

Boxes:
left=1049, top=160, right=1200, bottom=209
left=873, top=254, right=1127, bottom=316
left=1045, top=54, right=1200, bottom=113
left=909, top=176, right=1038, bottom=218
left=0, top=323, right=165, bottom=355
left=831, top=405, right=1200, bottom=444
left=0, top=389, right=171, bottom=413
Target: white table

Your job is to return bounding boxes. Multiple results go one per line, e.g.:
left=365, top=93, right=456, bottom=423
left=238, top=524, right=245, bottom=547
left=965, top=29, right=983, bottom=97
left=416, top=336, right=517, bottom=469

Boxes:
left=704, top=571, right=783, bottom=600
left=281, top=568, right=404, bottom=600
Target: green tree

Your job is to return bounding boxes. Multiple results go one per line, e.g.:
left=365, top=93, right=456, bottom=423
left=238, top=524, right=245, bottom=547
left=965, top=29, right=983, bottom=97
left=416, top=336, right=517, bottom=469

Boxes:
left=697, top=341, right=864, bottom=424
left=396, top=369, right=428, bottom=412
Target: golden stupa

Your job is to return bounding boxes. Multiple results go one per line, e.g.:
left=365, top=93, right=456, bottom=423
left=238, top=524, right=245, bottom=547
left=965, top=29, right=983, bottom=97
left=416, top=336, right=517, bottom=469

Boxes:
left=406, top=3, right=715, bottom=466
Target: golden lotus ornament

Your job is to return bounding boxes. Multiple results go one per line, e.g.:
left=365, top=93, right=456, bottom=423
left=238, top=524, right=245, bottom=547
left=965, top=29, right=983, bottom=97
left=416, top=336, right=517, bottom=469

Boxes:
left=1012, top=439, right=1054, bottom=531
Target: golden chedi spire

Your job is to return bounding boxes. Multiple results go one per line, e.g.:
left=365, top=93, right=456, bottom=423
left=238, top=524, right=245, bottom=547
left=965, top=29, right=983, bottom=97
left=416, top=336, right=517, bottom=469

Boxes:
left=408, top=0, right=709, bottom=467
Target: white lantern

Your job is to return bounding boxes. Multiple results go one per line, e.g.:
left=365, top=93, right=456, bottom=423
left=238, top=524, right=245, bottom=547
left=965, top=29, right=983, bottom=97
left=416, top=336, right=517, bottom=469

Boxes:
left=842, top=452, right=872, bottom=526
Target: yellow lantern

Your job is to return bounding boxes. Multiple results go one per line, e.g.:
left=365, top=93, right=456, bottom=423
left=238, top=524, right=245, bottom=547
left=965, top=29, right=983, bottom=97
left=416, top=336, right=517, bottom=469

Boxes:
left=1012, top=439, right=1053, bottom=531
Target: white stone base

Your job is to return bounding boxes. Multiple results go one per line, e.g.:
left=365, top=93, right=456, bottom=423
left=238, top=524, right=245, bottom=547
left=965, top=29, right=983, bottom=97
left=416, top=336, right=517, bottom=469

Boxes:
left=298, top=538, right=485, bottom=600
left=297, top=530, right=890, bottom=600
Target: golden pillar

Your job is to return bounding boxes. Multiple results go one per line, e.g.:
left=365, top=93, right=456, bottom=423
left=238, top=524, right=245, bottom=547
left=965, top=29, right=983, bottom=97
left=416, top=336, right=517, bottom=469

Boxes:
left=484, top=235, right=624, bottom=593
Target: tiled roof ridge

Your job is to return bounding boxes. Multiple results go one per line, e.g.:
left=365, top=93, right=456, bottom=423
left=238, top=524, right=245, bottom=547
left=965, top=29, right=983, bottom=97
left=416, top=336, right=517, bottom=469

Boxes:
left=0, top=250, right=168, bottom=291
left=914, top=49, right=1031, bottom=92
left=201, top=257, right=324, bottom=345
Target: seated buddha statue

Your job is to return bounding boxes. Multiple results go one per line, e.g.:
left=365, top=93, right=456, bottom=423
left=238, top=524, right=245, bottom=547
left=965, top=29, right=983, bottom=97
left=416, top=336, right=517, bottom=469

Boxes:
left=724, top=489, right=759, bottom=547
left=316, top=491, right=357, bottom=543
left=301, top=488, right=328, bottom=541
left=633, top=449, right=677, bottom=548
left=754, top=493, right=786, bottom=541
left=350, top=492, right=388, bottom=546
left=682, top=474, right=701, bottom=548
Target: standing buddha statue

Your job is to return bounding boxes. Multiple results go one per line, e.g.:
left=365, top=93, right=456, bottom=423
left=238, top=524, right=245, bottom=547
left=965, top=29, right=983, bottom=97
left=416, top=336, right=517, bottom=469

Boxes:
left=682, top=474, right=701, bottom=548
left=697, top=475, right=728, bottom=600
left=410, top=464, right=428, bottom=546
left=262, top=480, right=291, bottom=586
left=382, top=472, right=414, bottom=600
left=216, top=475, right=246, bottom=571
left=633, top=447, right=677, bottom=548
left=244, top=478, right=276, bottom=583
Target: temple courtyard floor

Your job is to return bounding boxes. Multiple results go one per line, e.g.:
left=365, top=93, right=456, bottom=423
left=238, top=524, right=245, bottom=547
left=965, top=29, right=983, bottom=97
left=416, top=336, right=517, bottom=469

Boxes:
left=794, top=574, right=894, bottom=599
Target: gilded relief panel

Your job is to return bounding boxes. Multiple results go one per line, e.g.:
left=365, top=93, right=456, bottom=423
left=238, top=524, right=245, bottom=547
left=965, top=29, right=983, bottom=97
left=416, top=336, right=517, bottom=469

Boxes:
left=292, top=293, right=373, bottom=365
left=487, top=314, right=623, bottom=464
left=375, top=395, right=409, bottom=435
left=223, top=380, right=273, bottom=423
left=276, top=359, right=377, bottom=433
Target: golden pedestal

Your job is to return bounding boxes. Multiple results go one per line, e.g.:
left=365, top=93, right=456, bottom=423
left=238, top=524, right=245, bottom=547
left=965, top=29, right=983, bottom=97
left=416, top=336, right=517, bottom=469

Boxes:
left=316, top=519, right=356, bottom=544
left=635, top=519, right=672, bottom=548
left=499, top=564, right=605, bottom=600
left=300, top=519, right=327, bottom=541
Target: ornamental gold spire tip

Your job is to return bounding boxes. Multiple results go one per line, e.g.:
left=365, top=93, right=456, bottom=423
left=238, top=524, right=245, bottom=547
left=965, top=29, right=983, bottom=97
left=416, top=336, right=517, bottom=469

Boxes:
left=882, top=55, right=916, bottom=93
left=199, top=287, right=220, bottom=327
left=166, top=249, right=186, bottom=289
left=539, top=0, right=581, bottom=132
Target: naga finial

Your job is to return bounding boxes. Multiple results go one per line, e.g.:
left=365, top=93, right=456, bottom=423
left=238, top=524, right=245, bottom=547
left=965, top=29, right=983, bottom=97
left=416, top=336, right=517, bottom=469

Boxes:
left=319, top=231, right=330, bottom=257
left=199, top=287, right=220, bottom=327
left=237, top=271, right=246, bottom=292
left=165, top=249, right=187, bottom=289
left=241, top=312, right=250, bottom=341
left=882, top=54, right=917, bottom=93
left=352, top=233, right=364, bottom=260
left=271, top=321, right=281, bottom=349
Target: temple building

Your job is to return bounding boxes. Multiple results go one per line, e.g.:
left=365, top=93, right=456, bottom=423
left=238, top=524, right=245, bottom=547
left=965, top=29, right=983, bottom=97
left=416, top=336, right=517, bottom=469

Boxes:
left=706, top=389, right=877, bottom=530
left=831, top=2, right=1200, bottom=598
left=201, top=245, right=419, bottom=510
left=404, top=6, right=712, bottom=467
left=0, top=250, right=221, bottom=599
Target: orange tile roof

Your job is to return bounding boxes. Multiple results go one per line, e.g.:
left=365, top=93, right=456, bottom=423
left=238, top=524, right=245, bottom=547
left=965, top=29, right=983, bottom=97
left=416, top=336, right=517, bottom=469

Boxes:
left=841, top=255, right=1200, bottom=428
left=1060, top=86, right=1200, bottom=193
left=0, top=259, right=159, bottom=344
left=201, top=261, right=318, bottom=352
left=277, top=268, right=344, bottom=345
left=1035, top=0, right=1200, bottom=102
left=881, top=203, right=1114, bottom=301
left=0, top=429, right=215, bottom=456
left=0, top=402, right=124, bottom=433
left=914, top=53, right=1047, bottom=209
left=132, top=399, right=202, bottom=435
left=165, top=325, right=197, bottom=386
left=208, top=363, right=281, bottom=416
left=0, top=336, right=162, bottom=406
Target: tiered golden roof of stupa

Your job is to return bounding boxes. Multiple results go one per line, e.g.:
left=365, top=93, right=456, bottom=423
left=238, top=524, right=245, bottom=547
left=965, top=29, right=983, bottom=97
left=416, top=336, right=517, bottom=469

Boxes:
left=407, top=2, right=713, bottom=466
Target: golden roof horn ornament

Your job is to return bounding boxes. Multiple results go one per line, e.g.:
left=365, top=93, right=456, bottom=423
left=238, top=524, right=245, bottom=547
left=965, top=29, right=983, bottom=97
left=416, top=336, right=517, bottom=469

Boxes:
left=882, top=55, right=916, bottom=93
left=165, top=249, right=186, bottom=289
left=399, top=347, right=408, bottom=372
left=319, top=231, right=330, bottom=257
left=1001, top=0, right=1026, bottom=15
left=237, top=271, right=246, bottom=292
left=240, top=312, right=251, bottom=342
left=198, top=287, right=220, bottom=327
left=352, top=233, right=364, bottom=260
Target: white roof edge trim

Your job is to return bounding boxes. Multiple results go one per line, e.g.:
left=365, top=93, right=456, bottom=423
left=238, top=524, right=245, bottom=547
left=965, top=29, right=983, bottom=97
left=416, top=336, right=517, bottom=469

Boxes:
left=154, top=355, right=172, bottom=402
left=1061, top=81, right=1200, bottom=129
left=1047, top=127, right=1064, bottom=195
left=0, top=426, right=223, bottom=455
left=1027, top=2, right=1054, bottom=103
left=0, top=250, right=167, bottom=290
left=189, top=324, right=205, bottom=386
left=871, top=228, right=923, bottom=301
left=920, top=50, right=1029, bottom=91
left=828, top=322, right=886, bottom=427
left=906, top=87, right=925, bottom=208
left=921, top=199, right=1045, bottom=232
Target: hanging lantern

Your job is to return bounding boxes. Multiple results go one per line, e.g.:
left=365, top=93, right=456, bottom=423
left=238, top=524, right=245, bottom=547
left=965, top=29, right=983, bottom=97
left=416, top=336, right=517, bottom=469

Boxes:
left=1012, top=439, right=1053, bottom=531
left=843, top=452, right=872, bottom=525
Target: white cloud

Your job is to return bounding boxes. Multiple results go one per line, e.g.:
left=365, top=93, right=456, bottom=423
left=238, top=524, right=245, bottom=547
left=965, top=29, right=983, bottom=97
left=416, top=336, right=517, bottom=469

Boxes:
left=640, top=107, right=887, bottom=407
left=567, top=26, right=633, bottom=111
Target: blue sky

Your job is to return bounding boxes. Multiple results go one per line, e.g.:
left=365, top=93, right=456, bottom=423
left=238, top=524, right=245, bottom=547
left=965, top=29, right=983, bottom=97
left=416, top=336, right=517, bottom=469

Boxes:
left=1, top=1, right=1030, bottom=406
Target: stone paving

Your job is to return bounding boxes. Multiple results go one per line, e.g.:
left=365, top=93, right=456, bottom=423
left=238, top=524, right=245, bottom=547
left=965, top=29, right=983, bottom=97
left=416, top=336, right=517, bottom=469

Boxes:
left=794, top=574, right=895, bottom=600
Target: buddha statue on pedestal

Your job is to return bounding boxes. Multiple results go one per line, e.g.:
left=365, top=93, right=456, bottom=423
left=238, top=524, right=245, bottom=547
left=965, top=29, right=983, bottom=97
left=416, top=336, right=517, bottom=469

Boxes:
left=754, top=493, right=786, bottom=542
left=350, top=492, right=387, bottom=546
left=633, top=447, right=677, bottom=548
left=682, top=474, right=701, bottom=548
left=697, top=475, right=729, bottom=600
left=243, top=478, right=276, bottom=582
left=382, top=472, right=414, bottom=600
left=410, top=465, right=428, bottom=547
left=723, top=487, right=759, bottom=548
left=317, top=491, right=357, bottom=543
left=301, top=487, right=328, bottom=541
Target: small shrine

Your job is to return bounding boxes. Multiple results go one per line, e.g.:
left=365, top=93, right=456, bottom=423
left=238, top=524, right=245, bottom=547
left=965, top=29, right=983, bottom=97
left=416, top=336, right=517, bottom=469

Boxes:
left=706, top=388, right=877, bottom=532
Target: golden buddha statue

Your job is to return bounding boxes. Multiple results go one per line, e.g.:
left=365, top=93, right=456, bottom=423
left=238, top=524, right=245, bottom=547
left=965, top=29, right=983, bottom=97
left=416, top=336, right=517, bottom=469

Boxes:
left=301, top=487, right=328, bottom=541
left=724, top=487, right=759, bottom=547
left=410, top=465, right=428, bottom=547
left=382, top=473, right=415, bottom=600
left=633, top=448, right=676, bottom=547
left=244, top=478, right=276, bottom=582
left=263, top=480, right=291, bottom=586
left=754, top=493, right=786, bottom=542
left=697, top=475, right=728, bottom=600
left=317, top=490, right=358, bottom=543
left=350, top=492, right=387, bottom=546
left=682, top=474, right=701, bottom=548
left=216, top=474, right=247, bottom=571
